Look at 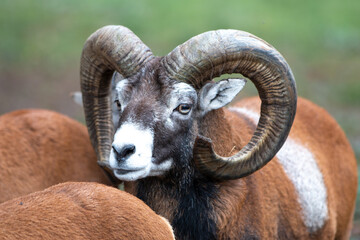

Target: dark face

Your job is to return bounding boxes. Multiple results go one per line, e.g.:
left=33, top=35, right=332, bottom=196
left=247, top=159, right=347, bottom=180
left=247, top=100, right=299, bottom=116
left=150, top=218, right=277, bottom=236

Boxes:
left=108, top=71, right=199, bottom=181
left=108, top=65, right=246, bottom=181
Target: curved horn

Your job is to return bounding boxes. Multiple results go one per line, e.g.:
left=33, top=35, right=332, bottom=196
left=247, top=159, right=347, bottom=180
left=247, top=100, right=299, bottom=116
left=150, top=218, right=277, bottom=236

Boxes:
left=162, top=30, right=297, bottom=180
left=80, top=25, right=154, bottom=165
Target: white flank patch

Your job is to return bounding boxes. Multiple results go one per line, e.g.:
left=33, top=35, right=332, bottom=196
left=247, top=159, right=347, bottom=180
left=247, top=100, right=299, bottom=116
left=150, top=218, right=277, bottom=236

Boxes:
left=229, top=107, right=328, bottom=232
left=109, top=122, right=172, bottom=181
left=276, top=138, right=328, bottom=232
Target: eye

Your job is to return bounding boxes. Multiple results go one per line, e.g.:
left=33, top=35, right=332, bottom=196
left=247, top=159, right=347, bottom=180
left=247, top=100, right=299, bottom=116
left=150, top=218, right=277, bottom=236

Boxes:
left=114, top=100, right=122, bottom=111
left=176, top=104, right=192, bottom=115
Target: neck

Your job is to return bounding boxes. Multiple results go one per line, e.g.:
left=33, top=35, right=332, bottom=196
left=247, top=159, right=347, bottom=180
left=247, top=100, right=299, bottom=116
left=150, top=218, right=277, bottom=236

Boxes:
left=199, top=108, right=239, bottom=156
left=134, top=171, right=218, bottom=240
left=126, top=109, right=237, bottom=240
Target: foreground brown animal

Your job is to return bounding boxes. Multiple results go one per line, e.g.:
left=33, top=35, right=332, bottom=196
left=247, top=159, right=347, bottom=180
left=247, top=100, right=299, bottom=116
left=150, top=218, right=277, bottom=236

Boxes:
left=80, top=25, right=357, bottom=239
left=0, top=109, right=111, bottom=203
left=0, top=182, right=174, bottom=239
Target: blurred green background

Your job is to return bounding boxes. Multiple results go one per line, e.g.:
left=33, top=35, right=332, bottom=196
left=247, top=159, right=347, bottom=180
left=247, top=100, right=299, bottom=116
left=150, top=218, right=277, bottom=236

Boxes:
left=0, top=0, right=359, bottom=237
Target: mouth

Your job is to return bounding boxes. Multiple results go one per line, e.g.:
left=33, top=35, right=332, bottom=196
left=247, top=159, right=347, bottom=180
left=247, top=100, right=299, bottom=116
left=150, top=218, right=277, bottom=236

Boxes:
left=115, top=168, right=140, bottom=175
left=112, top=167, right=149, bottom=181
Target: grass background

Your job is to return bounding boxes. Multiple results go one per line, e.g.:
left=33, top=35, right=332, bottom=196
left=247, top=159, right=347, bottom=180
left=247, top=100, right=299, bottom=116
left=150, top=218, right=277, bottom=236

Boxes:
left=0, top=0, right=359, bottom=237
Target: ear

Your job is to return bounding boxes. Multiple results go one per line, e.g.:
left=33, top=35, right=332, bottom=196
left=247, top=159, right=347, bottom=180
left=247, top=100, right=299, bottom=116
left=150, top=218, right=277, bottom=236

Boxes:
left=112, top=72, right=125, bottom=90
left=71, top=91, right=83, bottom=106
left=198, top=78, right=246, bottom=115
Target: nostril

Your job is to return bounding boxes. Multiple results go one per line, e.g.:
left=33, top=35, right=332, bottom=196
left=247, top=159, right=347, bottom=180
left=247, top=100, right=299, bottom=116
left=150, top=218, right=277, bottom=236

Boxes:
left=121, top=144, right=135, bottom=158
left=113, top=144, right=136, bottom=161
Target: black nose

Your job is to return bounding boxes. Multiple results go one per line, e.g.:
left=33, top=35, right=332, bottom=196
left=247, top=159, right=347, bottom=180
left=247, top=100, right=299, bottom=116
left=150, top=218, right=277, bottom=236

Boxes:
left=112, top=144, right=136, bottom=162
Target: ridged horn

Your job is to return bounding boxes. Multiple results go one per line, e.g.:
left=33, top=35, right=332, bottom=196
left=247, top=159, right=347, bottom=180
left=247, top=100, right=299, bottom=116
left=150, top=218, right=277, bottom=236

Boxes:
left=162, top=30, right=297, bottom=180
left=80, top=25, right=154, bottom=166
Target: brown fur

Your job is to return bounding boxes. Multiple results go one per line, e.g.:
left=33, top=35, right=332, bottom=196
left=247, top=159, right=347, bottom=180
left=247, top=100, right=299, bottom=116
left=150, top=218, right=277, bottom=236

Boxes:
left=123, top=96, right=357, bottom=239
left=0, top=182, right=174, bottom=240
left=208, top=97, right=357, bottom=239
left=0, top=109, right=112, bottom=203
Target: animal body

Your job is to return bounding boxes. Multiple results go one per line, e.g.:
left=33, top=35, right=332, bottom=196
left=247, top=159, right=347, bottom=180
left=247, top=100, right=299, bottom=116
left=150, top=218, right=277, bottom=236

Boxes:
left=0, top=182, right=174, bottom=239
left=80, top=25, right=358, bottom=239
left=0, top=109, right=111, bottom=203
